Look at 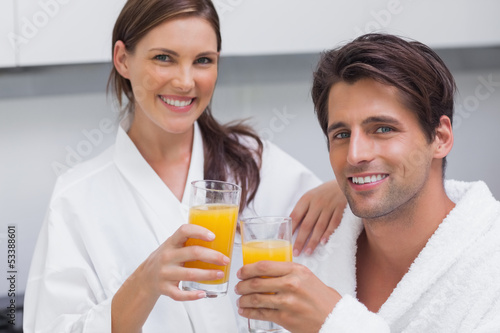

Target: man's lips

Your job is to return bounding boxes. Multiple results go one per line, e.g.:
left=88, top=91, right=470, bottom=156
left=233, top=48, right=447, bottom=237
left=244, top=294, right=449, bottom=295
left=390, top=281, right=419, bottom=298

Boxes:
left=349, top=174, right=388, bottom=185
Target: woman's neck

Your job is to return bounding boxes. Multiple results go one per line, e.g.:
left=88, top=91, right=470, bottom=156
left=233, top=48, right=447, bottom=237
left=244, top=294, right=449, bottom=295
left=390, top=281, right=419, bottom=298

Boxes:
left=127, top=112, right=194, bottom=201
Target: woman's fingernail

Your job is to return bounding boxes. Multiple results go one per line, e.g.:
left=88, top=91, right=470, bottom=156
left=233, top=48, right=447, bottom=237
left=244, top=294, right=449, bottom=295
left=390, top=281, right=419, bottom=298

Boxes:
left=293, top=249, right=299, bottom=257
left=223, top=256, right=230, bottom=264
left=207, top=232, right=216, bottom=240
left=198, top=292, right=207, bottom=299
left=321, top=238, right=328, bottom=245
left=217, top=271, right=225, bottom=279
left=305, top=248, right=312, bottom=256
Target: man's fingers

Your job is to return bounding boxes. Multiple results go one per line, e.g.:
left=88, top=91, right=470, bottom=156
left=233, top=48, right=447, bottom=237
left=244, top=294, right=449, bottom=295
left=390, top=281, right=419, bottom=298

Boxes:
left=238, top=305, right=277, bottom=322
left=238, top=293, right=279, bottom=311
left=237, top=261, right=293, bottom=281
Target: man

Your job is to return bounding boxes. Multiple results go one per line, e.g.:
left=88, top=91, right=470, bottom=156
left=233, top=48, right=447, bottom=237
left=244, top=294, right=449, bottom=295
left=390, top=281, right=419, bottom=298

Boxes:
left=235, top=34, right=500, bottom=332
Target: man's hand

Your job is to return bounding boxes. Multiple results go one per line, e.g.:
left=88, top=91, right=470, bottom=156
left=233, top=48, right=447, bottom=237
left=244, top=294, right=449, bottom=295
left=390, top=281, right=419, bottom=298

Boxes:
left=235, top=261, right=341, bottom=333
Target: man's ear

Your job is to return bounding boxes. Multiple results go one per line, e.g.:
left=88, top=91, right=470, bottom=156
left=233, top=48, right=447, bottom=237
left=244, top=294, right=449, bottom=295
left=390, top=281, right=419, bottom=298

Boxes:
left=433, top=115, right=454, bottom=159
left=113, top=40, right=131, bottom=79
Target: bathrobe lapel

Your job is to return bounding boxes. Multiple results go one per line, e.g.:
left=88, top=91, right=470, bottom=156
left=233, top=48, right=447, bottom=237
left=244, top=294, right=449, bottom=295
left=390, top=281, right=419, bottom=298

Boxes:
left=379, top=181, right=499, bottom=324
left=113, top=121, right=204, bottom=244
left=113, top=120, right=237, bottom=332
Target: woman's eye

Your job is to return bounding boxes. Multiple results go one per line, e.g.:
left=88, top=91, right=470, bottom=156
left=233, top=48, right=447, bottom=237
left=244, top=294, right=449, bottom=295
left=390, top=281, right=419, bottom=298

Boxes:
left=376, top=127, right=392, bottom=133
left=154, top=54, right=170, bottom=62
left=196, top=57, right=212, bottom=65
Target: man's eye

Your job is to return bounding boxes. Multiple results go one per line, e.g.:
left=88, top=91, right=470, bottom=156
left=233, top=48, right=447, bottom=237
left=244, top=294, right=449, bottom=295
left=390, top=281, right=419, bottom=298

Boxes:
left=154, top=54, right=170, bottom=62
left=335, top=132, right=350, bottom=139
left=376, top=127, right=392, bottom=133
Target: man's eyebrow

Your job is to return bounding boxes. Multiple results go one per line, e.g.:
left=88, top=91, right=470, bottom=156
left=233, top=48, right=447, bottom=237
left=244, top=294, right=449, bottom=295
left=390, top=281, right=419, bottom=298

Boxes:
left=327, top=122, right=347, bottom=135
left=327, top=116, right=402, bottom=135
left=362, top=116, right=402, bottom=126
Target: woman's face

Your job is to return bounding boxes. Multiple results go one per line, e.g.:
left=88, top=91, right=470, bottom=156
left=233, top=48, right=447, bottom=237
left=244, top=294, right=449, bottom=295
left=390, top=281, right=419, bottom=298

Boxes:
left=116, top=16, right=219, bottom=136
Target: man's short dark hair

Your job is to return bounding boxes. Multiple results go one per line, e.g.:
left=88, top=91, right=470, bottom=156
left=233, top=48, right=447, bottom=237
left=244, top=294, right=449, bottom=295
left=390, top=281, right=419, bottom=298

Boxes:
left=312, top=33, right=456, bottom=173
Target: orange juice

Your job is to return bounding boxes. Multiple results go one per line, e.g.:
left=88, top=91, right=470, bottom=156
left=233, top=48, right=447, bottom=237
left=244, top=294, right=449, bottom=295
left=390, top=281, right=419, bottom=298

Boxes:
left=184, top=204, right=239, bottom=284
left=242, top=239, right=292, bottom=265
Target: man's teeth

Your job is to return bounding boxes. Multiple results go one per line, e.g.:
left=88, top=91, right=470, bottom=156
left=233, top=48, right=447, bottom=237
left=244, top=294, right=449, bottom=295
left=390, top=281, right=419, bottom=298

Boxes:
left=160, top=96, right=193, bottom=107
left=352, top=174, right=387, bottom=185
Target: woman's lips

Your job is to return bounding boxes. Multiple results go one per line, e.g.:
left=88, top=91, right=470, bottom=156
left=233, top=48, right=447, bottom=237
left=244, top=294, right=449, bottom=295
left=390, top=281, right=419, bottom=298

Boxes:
left=159, top=95, right=196, bottom=113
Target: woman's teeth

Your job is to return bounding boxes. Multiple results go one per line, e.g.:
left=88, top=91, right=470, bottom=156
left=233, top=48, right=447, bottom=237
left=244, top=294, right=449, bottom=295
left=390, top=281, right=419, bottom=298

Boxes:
left=352, top=174, right=387, bottom=185
left=160, top=96, right=193, bottom=107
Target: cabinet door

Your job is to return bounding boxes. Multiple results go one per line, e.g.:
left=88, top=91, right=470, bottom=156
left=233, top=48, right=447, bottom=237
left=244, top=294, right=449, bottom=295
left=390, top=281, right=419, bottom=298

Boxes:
left=0, top=0, right=16, bottom=68
left=13, top=0, right=500, bottom=66
left=218, top=0, right=500, bottom=56
left=16, top=0, right=126, bottom=67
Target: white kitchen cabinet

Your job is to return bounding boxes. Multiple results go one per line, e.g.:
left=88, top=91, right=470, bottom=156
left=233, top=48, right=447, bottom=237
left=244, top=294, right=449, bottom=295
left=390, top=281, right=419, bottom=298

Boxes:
left=16, top=0, right=126, bottom=67
left=217, top=0, right=500, bottom=56
left=10, top=0, right=500, bottom=67
left=0, top=0, right=16, bottom=68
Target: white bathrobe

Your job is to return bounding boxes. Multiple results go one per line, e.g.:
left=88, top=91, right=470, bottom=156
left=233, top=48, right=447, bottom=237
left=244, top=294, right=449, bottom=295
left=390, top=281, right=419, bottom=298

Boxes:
left=24, top=120, right=321, bottom=333
left=298, top=180, right=500, bottom=332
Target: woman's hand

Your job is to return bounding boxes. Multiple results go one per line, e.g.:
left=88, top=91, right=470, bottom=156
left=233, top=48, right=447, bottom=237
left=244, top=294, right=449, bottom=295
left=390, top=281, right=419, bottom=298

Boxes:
left=290, top=179, right=347, bottom=256
left=112, top=224, right=229, bottom=333
left=235, top=261, right=341, bottom=333
left=139, top=223, right=230, bottom=301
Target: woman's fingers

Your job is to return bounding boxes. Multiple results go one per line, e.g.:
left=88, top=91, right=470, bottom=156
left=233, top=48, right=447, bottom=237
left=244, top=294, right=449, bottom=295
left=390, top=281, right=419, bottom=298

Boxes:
left=290, top=195, right=310, bottom=234
left=291, top=180, right=347, bottom=256
left=167, top=287, right=208, bottom=302
left=175, top=245, right=230, bottom=266
left=299, top=210, right=331, bottom=254
left=292, top=207, right=320, bottom=256
left=320, top=207, right=344, bottom=244
left=161, top=265, right=225, bottom=283
left=161, top=224, right=230, bottom=266
left=167, top=223, right=216, bottom=247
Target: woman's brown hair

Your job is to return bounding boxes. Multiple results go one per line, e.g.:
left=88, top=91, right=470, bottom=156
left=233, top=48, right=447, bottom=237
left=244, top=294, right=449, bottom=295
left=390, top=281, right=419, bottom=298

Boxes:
left=311, top=33, right=456, bottom=174
left=108, top=0, right=263, bottom=210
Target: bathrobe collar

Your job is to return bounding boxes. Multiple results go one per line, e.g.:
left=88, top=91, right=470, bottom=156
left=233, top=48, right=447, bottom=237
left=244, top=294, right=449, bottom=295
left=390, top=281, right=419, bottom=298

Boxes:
left=379, top=180, right=498, bottom=321
left=317, top=180, right=498, bottom=322
left=113, top=117, right=204, bottom=244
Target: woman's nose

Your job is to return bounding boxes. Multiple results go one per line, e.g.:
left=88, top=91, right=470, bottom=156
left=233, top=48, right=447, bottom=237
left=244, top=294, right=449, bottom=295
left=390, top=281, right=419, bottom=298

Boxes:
left=172, top=66, right=195, bottom=92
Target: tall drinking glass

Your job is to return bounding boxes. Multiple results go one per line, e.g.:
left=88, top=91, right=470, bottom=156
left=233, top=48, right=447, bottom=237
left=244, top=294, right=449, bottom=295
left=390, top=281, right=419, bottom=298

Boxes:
left=181, top=180, right=241, bottom=298
left=240, top=216, right=292, bottom=333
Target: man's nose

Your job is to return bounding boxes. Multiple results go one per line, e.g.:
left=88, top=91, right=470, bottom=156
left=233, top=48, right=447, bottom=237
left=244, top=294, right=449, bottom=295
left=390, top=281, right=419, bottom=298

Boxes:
left=346, top=131, right=375, bottom=166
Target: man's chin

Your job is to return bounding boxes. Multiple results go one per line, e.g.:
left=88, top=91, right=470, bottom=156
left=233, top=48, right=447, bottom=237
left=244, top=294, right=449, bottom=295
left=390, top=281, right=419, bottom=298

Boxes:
left=348, top=200, right=388, bottom=220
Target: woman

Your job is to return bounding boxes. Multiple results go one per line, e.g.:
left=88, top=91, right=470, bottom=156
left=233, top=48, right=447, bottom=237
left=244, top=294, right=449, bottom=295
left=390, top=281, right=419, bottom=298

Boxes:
left=23, top=0, right=346, bottom=332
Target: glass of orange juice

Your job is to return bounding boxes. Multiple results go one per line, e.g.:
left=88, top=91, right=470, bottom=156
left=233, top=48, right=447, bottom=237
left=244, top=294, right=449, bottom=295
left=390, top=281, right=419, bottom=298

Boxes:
left=181, top=180, right=241, bottom=298
left=240, top=216, right=292, bottom=333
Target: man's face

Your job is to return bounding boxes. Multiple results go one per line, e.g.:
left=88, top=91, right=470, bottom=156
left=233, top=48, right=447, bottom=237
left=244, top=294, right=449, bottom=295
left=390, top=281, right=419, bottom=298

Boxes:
left=327, top=78, right=435, bottom=220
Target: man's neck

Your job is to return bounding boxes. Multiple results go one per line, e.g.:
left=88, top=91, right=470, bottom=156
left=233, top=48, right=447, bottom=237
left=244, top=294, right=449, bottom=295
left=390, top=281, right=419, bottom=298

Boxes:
left=361, top=180, right=455, bottom=271
left=355, top=177, right=455, bottom=312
